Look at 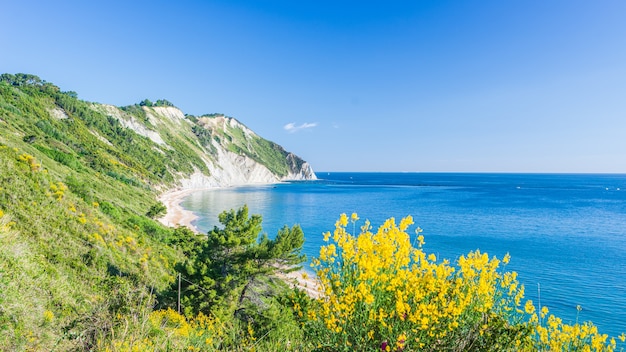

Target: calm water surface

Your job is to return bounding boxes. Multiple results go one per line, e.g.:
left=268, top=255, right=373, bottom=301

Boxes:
left=182, top=173, right=626, bottom=338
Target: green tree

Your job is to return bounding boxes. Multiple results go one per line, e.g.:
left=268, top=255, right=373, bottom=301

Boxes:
left=146, top=202, right=167, bottom=219
left=257, top=224, right=306, bottom=272
left=62, top=90, right=78, bottom=98
left=205, top=206, right=263, bottom=303
left=138, top=99, right=153, bottom=107
left=0, top=73, right=42, bottom=86
left=171, top=205, right=306, bottom=317
left=155, top=99, right=174, bottom=107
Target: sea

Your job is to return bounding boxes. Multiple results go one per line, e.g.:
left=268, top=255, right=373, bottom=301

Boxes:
left=181, top=173, right=626, bottom=339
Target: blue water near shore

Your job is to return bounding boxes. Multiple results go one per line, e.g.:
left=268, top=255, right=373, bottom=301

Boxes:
left=182, top=173, right=626, bottom=338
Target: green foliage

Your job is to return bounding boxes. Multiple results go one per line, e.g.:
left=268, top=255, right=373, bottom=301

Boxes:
left=163, top=206, right=306, bottom=319
left=34, top=144, right=82, bottom=170
left=126, top=214, right=171, bottom=241
left=63, top=90, right=78, bottom=98
left=139, top=98, right=153, bottom=107
left=0, top=73, right=57, bottom=91
left=192, top=124, right=212, bottom=146
left=0, top=144, right=180, bottom=350
left=155, top=99, right=175, bottom=107
left=137, top=98, right=174, bottom=108
left=119, top=103, right=149, bottom=123
left=64, top=174, right=94, bottom=201
left=99, top=201, right=122, bottom=221
left=0, top=73, right=316, bottom=350
left=146, top=201, right=167, bottom=219
left=167, top=226, right=204, bottom=257
left=259, top=224, right=306, bottom=271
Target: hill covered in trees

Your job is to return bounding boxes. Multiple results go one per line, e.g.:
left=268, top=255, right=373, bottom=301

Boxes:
left=0, top=73, right=314, bottom=350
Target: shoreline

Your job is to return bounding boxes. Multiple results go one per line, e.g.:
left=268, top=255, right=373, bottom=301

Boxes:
left=157, top=187, right=206, bottom=232
left=157, top=184, right=320, bottom=297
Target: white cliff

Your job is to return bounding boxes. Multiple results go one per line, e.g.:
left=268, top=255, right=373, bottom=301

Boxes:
left=95, top=105, right=317, bottom=190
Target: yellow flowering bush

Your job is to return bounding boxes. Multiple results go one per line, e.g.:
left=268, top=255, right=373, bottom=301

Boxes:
left=17, top=153, right=41, bottom=171
left=49, top=181, right=68, bottom=201
left=525, top=302, right=619, bottom=351
left=295, top=213, right=620, bottom=351
left=101, top=308, right=230, bottom=351
left=42, top=310, right=54, bottom=324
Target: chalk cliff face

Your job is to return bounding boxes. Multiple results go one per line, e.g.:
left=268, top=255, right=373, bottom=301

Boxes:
left=96, top=105, right=317, bottom=190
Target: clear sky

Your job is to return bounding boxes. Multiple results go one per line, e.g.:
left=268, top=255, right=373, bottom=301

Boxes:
left=2, top=0, right=626, bottom=172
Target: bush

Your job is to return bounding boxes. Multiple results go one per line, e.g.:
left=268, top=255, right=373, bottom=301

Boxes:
left=293, top=213, right=620, bottom=351
left=146, top=201, right=167, bottom=219
left=100, top=201, right=122, bottom=221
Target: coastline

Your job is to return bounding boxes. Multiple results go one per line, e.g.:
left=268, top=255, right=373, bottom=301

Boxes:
left=157, top=184, right=320, bottom=297
left=157, top=187, right=205, bottom=232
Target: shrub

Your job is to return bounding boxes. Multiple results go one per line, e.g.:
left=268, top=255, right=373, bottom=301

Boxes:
left=146, top=201, right=167, bottom=219
left=294, top=213, right=620, bottom=352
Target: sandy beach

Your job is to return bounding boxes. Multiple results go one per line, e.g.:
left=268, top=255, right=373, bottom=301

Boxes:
left=157, top=188, right=204, bottom=232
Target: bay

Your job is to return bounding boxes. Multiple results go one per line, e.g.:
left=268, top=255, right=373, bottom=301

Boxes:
left=181, top=172, right=626, bottom=338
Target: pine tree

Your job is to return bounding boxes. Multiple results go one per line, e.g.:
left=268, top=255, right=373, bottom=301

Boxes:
left=173, top=205, right=306, bottom=317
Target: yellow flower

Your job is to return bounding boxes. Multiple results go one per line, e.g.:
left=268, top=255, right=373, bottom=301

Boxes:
left=396, top=332, right=407, bottom=349
left=306, top=213, right=618, bottom=351
left=43, top=310, right=54, bottom=323
left=338, top=213, right=348, bottom=227
left=399, top=215, right=413, bottom=231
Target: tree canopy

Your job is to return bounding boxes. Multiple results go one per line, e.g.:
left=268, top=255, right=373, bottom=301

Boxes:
left=168, top=205, right=306, bottom=317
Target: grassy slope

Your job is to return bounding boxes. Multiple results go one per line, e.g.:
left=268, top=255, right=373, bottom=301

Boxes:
left=0, top=142, right=179, bottom=350
left=0, top=78, right=308, bottom=350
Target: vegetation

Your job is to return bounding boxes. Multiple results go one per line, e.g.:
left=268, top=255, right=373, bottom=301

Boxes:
left=292, top=213, right=625, bottom=351
left=1, top=73, right=623, bottom=351
left=138, top=99, right=175, bottom=107
left=190, top=113, right=307, bottom=177
left=222, top=121, right=297, bottom=177
left=0, top=145, right=177, bottom=350
left=165, top=205, right=305, bottom=316
left=0, top=73, right=311, bottom=350
left=0, top=139, right=307, bottom=351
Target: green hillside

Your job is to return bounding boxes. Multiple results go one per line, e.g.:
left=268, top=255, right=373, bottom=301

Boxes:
left=0, top=74, right=310, bottom=351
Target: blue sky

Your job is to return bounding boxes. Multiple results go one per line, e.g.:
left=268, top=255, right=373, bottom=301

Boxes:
left=2, top=0, right=626, bottom=172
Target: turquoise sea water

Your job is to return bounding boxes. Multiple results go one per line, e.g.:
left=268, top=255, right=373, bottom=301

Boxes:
left=181, top=173, right=626, bottom=338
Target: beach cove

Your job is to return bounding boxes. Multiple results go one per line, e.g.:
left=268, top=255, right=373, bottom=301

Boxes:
left=158, top=184, right=320, bottom=297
